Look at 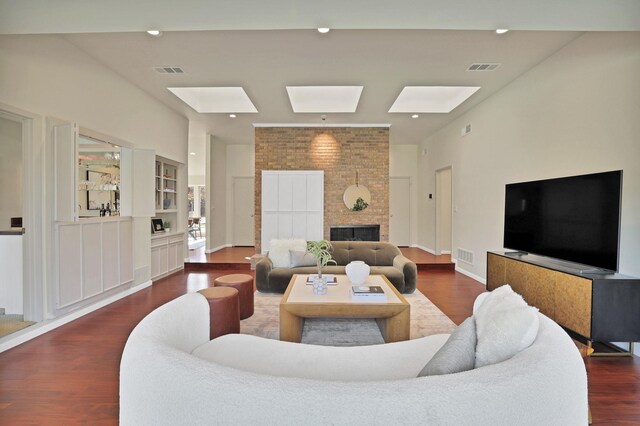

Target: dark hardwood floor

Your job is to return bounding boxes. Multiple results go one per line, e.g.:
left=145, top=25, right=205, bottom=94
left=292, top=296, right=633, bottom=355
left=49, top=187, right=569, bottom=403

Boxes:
left=0, top=264, right=638, bottom=424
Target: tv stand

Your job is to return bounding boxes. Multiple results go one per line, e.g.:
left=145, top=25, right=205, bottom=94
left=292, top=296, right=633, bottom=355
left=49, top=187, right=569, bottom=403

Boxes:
left=487, top=251, right=640, bottom=355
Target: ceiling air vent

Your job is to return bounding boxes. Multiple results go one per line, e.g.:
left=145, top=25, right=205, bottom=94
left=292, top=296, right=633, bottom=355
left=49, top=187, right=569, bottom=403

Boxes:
left=467, top=63, right=500, bottom=71
left=153, top=66, right=185, bottom=74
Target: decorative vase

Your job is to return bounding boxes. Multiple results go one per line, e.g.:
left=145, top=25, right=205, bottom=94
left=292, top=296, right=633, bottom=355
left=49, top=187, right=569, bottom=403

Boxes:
left=346, top=261, right=370, bottom=285
left=312, top=275, right=328, bottom=295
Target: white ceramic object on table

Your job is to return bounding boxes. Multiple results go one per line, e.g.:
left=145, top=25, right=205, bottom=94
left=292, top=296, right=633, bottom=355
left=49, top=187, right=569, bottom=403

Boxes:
left=345, top=261, right=370, bottom=285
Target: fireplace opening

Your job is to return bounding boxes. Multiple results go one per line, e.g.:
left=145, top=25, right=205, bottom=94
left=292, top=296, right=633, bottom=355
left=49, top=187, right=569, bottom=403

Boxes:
left=330, top=225, right=380, bottom=242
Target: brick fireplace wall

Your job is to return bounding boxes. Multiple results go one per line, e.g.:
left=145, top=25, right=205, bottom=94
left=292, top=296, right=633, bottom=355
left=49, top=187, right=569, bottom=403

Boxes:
left=254, top=127, right=389, bottom=251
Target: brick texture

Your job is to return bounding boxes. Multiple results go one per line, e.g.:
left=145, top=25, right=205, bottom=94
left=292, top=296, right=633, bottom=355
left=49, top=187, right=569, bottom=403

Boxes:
left=254, top=127, right=389, bottom=251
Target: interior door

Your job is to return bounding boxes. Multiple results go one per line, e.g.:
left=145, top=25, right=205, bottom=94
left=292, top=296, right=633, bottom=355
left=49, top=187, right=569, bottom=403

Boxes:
left=389, top=177, right=411, bottom=246
left=233, top=177, right=255, bottom=246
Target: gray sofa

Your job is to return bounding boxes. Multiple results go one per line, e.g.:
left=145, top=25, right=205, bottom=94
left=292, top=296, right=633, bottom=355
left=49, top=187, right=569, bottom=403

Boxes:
left=256, top=241, right=417, bottom=294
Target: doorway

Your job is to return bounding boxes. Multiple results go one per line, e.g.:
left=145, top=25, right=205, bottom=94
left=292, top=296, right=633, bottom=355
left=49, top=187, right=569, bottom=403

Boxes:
left=435, top=167, right=452, bottom=255
left=389, top=177, right=411, bottom=246
left=0, top=106, right=42, bottom=338
left=232, top=177, right=255, bottom=247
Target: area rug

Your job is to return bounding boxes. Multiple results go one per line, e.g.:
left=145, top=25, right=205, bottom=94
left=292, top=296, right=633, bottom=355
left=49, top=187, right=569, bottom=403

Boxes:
left=241, top=290, right=456, bottom=346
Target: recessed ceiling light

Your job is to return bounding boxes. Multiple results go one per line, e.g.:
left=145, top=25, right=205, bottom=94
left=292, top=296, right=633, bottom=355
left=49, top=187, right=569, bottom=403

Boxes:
left=286, top=86, right=363, bottom=113
left=146, top=30, right=162, bottom=37
left=495, top=29, right=509, bottom=34
left=167, top=87, right=258, bottom=113
left=189, top=152, right=196, bottom=156
left=389, top=86, right=481, bottom=113
left=411, top=114, right=419, bottom=119
left=317, top=27, right=330, bottom=34
left=229, top=114, right=236, bottom=118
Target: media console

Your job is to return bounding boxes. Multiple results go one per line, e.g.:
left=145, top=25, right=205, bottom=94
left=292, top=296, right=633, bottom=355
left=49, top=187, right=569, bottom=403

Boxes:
left=487, top=251, right=640, bottom=352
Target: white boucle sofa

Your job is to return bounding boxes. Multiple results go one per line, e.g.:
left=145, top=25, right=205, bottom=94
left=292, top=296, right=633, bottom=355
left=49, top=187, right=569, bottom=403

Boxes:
left=120, top=292, right=588, bottom=425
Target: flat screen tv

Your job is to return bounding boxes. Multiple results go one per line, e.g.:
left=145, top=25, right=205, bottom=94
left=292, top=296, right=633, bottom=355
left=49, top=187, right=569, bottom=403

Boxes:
left=503, top=170, right=622, bottom=271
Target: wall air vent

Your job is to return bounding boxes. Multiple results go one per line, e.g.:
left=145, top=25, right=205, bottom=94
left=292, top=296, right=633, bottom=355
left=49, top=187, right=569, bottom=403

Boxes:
left=457, top=248, right=474, bottom=265
left=153, top=67, right=185, bottom=74
left=467, top=63, right=500, bottom=71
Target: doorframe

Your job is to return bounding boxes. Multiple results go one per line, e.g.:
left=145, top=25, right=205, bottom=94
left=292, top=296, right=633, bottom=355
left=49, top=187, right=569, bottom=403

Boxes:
left=0, top=103, right=44, bottom=322
left=435, top=166, right=453, bottom=256
left=231, top=176, right=254, bottom=247
left=389, top=176, right=412, bottom=246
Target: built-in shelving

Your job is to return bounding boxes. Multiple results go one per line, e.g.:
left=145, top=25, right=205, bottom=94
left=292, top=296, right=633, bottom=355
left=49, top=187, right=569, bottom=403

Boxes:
left=155, top=159, right=178, bottom=212
left=152, top=156, right=183, bottom=280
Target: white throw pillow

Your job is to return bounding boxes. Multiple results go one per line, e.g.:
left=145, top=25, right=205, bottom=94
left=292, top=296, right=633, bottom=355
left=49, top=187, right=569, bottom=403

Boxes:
left=474, top=284, right=539, bottom=368
left=289, top=250, right=317, bottom=267
left=268, top=239, right=307, bottom=267
left=472, top=291, right=490, bottom=314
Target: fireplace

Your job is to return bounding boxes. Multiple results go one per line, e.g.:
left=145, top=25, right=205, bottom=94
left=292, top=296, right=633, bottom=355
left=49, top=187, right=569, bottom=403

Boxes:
left=330, top=225, right=380, bottom=242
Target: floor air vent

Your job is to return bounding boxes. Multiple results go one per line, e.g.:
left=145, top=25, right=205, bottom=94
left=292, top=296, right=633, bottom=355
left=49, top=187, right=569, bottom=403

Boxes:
left=457, top=248, right=474, bottom=265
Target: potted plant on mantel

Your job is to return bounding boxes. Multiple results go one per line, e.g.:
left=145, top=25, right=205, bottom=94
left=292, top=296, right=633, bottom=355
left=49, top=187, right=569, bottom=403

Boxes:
left=306, top=240, right=336, bottom=294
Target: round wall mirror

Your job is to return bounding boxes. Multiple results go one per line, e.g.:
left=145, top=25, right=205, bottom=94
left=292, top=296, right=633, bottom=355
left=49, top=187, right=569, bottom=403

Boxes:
left=343, top=184, right=371, bottom=211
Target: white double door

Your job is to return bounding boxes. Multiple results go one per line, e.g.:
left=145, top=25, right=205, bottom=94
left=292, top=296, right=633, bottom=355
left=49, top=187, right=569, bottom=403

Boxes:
left=261, top=170, right=324, bottom=253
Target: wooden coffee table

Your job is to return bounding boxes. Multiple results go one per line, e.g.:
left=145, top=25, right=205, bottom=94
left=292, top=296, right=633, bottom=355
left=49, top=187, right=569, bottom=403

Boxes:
left=279, top=274, right=410, bottom=343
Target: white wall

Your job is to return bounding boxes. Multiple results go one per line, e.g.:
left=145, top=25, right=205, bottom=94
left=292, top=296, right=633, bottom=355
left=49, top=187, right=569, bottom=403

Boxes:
left=0, top=116, right=22, bottom=229
left=0, top=34, right=188, bottom=318
left=418, top=32, right=640, bottom=280
left=390, top=145, right=419, bottom=246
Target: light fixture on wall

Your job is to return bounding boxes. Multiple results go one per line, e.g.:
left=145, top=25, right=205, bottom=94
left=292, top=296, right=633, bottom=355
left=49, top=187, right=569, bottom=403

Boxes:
left=317, top=27, right=330, bottom=34
left=411, top=114, right=419, bottom=119
left=146, top=30, right=163, bottom=37
left=310, top=133, right=339, bottom=168
left=495, top=29, right=509, bottom=34
left=229, top=114, right=237, bottom=118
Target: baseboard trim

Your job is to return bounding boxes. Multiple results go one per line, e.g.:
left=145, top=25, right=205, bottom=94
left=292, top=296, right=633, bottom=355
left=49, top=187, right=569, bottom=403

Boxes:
left=205, top=244, right=232, bottom=254
left=411, top=244, right=436, bottom=255
left=454, top=263, right=487, bottom=285
left=0, top=280, right=153, bottom=353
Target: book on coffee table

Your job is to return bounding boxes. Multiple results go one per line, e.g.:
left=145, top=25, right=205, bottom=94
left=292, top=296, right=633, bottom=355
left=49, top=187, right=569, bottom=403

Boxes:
left=305, top=274, right=337, bottom=285
left=351, top=285, right=387, bottom=301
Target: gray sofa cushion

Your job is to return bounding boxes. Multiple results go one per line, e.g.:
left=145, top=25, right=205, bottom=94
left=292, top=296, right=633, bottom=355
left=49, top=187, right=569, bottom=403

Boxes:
left=418, top=316, right=477, bottom=377
left=331, top=241, right=400, bottom=266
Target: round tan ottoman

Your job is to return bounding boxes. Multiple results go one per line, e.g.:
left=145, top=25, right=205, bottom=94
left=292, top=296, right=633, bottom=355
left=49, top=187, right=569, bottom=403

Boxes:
left=198, top=287, right=240, bottom=340
left=213, top=274, right=255, bottom=319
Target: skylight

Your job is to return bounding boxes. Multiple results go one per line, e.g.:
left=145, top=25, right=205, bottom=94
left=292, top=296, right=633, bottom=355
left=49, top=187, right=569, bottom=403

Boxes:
left=286, top=86, right=363, bottom=113
left=167, top=87, right=258, bottom=113
left=388, top=86, right=481, bottom=113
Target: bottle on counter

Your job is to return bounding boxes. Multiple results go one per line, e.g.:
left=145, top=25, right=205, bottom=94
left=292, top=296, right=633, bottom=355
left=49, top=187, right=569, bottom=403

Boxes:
left=105, top=203, right=111, bottom=217
left=100, top=204, right=106, bottom=217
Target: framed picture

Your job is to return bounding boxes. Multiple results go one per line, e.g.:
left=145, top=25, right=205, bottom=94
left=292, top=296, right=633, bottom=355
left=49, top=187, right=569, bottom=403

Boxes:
left=151, top=218, right=165, bottom=234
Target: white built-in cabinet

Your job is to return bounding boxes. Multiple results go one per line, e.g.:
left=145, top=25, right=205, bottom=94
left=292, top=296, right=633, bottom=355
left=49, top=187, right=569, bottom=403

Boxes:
left=261, top=170, right=324, bottom=253
left=150, top=156, right=183, bottom=279
left=151, top=233, right=184, bottom=280
left=55, top=218, right=134, bottom=313
left=50, top=119, right=179, bottom=315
